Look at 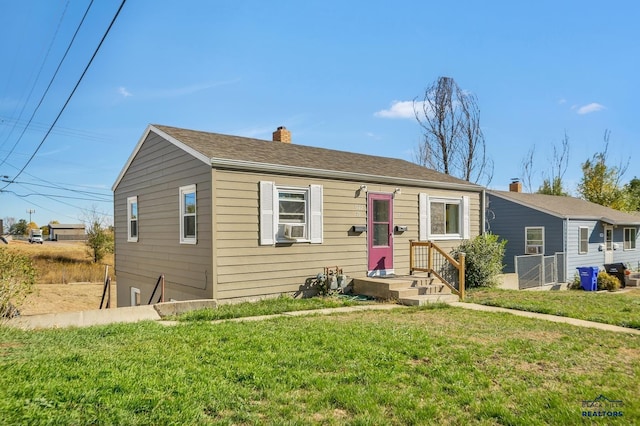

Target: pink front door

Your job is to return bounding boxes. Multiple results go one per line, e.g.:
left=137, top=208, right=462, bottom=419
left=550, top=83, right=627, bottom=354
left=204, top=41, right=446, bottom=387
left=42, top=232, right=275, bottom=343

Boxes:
left=368, top=193, right=393, bottom=273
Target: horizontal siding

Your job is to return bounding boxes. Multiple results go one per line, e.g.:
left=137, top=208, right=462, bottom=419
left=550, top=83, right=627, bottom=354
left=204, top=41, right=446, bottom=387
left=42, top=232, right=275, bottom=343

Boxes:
left=114, top=133, right=213, bottom=307
left=214, top=170, right=481, bottom=300
left=487, top=194, right=564, bottom=273
left=565, top=220, right=605, bottom=279
left=566, top=222, right=640, bottom=279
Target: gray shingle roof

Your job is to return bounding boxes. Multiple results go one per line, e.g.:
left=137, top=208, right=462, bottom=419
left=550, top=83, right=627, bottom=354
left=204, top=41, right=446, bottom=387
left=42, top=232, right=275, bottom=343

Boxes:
left=489, top=190, right=640, bottom=225
left=153, top=124, right=480, bottom=189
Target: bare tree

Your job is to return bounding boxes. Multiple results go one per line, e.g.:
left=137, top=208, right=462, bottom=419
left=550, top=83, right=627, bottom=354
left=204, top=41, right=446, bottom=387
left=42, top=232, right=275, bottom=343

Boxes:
left=519, top=131, right=570, bottom=195
left=538, top=131, right=570, bottom=196
left=520, top=145, right=536, bottom=193
left=413, top=76, right=493, bottom=184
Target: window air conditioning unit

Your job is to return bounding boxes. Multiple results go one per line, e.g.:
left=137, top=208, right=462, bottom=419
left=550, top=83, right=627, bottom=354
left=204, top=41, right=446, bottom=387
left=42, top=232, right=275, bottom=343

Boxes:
left=526, top=245, right=543, bottom=255
left=284, top=224, right=305, bottom=240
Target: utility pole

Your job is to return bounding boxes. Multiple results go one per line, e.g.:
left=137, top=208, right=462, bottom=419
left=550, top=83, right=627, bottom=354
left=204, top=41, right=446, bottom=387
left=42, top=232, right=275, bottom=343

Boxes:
left=27, top=209, right=35, bottom=224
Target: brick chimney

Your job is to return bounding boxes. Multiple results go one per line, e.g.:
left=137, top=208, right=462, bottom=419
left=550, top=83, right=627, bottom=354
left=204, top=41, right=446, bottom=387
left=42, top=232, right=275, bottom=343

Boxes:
left=272, top=126, right=291, bottom=143
left=509, top=179, right=522, bottom=193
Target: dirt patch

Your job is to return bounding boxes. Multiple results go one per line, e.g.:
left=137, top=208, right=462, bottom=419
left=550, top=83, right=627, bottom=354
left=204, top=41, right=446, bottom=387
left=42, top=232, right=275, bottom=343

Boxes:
left=18, top=283, right=117, bottom=316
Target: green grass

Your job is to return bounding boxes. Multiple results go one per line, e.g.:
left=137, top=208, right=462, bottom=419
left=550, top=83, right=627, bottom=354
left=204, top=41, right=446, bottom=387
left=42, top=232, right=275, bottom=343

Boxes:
left=177, top=294, right=371, bottom=321
left=2, top=305, right=639, bottom=424
left=466, top=288, right=640, bottom=329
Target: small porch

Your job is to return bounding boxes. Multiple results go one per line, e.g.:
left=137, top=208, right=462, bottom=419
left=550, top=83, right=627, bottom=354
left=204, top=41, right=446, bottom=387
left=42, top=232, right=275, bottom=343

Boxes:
left=353, top=240, right=466, bottom=306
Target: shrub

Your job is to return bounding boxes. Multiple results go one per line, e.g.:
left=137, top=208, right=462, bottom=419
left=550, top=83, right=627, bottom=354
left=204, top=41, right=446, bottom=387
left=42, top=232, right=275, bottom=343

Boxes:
left=597, top=271, right=620, bottom=292
left=568, top=273, right=582, bottom=290
left=0, top=248, right=37, bottom=318
left=452, top=233, right=507, bottom=288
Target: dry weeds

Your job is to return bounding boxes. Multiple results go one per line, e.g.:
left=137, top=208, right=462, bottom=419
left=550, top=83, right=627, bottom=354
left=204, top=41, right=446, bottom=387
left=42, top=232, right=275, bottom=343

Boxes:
left=3, top=240, right=116, bottom=315
left=3, top=240, right=113, bottom=284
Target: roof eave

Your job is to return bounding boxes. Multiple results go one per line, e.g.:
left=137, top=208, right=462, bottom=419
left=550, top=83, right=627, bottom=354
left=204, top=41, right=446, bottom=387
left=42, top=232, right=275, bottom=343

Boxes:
left=112, top=124, right=210, bottom=192
left=209, top=157, right=483, bottom=191
left=600, top=217, right=640, bottom=226
left=487, top=190, right=565, bottom=219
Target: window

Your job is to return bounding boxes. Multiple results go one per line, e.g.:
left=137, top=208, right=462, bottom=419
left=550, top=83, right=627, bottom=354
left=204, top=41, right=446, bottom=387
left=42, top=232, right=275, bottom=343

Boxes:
left=179, top=184, right=196, bottom=244
left=260, top=182, right=323, bottom=245
left=418, top=194, right=470, bottom=241
left=525, top=227, right=544, bottom=254
left=130, top=287, right=140, bottom=306
left=624, top=228, right=637, bottom=250
left=127, top=196, right=138, bottom=242
left=278, top=189, right=307, bottom=239
left=430, top=201, right=460, bottom=235
left=578, top=227, right=588, bottom=254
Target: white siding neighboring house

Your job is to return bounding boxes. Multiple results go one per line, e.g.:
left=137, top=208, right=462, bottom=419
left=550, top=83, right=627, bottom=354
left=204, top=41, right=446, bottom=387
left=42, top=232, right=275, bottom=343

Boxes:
left=112, top=124, right=485, bottom=306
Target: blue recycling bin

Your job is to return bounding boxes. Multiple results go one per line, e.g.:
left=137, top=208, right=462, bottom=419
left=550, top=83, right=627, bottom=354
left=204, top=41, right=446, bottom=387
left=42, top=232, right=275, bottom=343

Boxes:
left=577, top=266, right=598, bottom=291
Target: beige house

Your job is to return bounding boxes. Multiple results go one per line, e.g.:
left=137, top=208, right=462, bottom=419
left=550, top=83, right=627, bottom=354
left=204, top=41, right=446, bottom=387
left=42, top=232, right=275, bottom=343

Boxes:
left=112, top=124, right=485, bottom=307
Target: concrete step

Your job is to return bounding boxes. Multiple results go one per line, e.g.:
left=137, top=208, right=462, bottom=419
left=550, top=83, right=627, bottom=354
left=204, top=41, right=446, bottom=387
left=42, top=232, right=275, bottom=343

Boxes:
left=353, top=276, right=454, bottom=300
left=398, top=294, right=459, bottom=306
left=626, top=277, right=640, bottom=287
left=389, top=284, right=452, bottom=299
left=353, top=278, right=414, bottom=299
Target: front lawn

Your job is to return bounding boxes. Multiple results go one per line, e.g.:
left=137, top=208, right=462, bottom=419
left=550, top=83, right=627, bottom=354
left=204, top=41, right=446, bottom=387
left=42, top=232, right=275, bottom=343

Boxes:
left=177, top=294, right=371, bottom=321
left=1, top=305, right=639, bottom=424
left=466, top=288, right=640, bottom=329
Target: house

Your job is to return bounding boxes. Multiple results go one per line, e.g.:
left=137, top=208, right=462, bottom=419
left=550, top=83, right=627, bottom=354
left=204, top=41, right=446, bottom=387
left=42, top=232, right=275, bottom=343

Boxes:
left=48, top=223, right=86, bottom=241
left=487, top=181, right=640, bottom=287
left=112, top=124, right=485, bottom=307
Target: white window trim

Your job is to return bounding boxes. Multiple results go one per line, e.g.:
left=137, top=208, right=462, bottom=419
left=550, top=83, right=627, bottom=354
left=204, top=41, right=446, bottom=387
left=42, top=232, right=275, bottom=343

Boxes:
left=525, top=226, right=545, bottom=255
left=419, top=194, right=470, bottom=241
left=130, top=287, right=140, bottom=306
left=259, top=181, right=323, bottom=245
left=127, top=196, right=138, bottom=242
left=277, top=186, right=310, bottom=242
left=578, top=226, right=588, bottom=254
left=179, top=184, right=197, bottom=244
left=624, top=227, right=637, bottom=251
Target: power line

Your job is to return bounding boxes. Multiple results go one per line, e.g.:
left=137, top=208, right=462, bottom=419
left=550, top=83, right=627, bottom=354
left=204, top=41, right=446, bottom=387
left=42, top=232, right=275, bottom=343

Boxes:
left=2, top=161, right=111, bottom=200
left=8, top=180, right=111, bottom=198
left=1, top=0, right=128, bottom=189
left=0, top=1, right=71, bottom=153
left=0, top=0, right=93, bottom=169
left=0, top=115, right=112, bottom=144
left=2, top=189, right=113, bottom=218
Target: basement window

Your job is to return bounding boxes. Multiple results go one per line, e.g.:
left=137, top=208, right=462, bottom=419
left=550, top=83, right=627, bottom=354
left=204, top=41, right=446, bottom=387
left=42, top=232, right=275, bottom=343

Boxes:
left=130, top=287, right=141, bottom=306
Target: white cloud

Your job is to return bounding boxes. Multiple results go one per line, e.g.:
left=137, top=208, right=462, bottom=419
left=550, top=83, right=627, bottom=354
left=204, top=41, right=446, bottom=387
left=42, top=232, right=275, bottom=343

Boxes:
left=558, top=98, right=566, bottom=104
left=374, top=100, right=416, bottom=119
left=365, top=132, right=381, bottom=140
left=149, top=78, right=240, bottom=99
left=577, top=102, right=605, bottom=115
left=118, top=87, right=132, bottom=97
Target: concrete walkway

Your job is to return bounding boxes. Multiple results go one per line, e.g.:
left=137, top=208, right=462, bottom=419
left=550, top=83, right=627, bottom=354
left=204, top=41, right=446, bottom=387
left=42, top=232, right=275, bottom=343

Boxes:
left=451, top=302, right=640, bottom=335
left=7, top=300, right=640, bottom=336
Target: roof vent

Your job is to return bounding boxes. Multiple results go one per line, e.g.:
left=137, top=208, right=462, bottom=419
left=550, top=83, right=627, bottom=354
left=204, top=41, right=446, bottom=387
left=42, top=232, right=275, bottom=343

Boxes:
left=272, top=126, right=291, bottom=143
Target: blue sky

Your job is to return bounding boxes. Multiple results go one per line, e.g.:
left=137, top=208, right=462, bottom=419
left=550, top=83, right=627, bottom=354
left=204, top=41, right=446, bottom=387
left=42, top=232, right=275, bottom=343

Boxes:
left=0, top=1, right=638, bottom=226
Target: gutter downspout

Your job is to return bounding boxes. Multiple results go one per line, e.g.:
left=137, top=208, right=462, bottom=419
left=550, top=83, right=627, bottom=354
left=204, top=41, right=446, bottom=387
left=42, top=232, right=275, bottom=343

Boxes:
left=563, top=218, right=568, bottom=282
left=481, top=189, right=486, bottom=235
